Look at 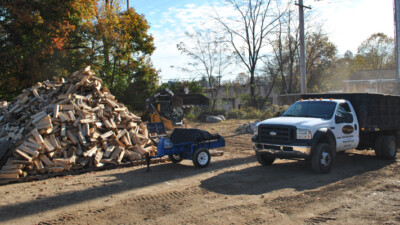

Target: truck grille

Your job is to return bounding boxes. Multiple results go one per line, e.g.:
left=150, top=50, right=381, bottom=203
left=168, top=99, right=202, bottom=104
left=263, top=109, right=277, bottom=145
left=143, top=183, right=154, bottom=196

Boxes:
left=258, top=125, right=296, bottom=144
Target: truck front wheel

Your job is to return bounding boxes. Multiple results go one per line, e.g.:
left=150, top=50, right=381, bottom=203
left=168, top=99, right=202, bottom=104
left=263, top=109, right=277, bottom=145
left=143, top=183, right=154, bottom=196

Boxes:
left=381, top=136, right=397, bottom=160
left=311, top=143, right=333, bottom=174
left=255, top=152, right=275, bottom=166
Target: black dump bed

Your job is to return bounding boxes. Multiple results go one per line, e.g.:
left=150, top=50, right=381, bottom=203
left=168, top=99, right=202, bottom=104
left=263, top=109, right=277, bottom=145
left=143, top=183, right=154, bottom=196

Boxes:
left=175, top=93, right=209, bottom=108
left=302, top=93, right=400, bottom=132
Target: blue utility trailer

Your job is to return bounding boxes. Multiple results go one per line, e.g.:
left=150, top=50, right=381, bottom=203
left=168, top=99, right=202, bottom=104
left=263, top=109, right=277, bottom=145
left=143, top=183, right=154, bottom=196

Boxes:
left=147, top=123, right=225, bottom=168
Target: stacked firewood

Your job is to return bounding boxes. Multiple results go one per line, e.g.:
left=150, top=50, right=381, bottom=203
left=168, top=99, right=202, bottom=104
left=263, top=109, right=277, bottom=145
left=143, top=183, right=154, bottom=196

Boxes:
left=0, top=66, right=156, bottom=184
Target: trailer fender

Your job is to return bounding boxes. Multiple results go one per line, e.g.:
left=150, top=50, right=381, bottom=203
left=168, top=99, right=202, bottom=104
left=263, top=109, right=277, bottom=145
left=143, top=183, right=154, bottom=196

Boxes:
left=311, top=128, right=336, bottom=156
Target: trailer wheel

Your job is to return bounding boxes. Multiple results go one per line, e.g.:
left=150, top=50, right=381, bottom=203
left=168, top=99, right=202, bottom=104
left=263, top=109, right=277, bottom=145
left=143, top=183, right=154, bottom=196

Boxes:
left=311, top=143, right=333, bottom=174
left=374, top=136, right=384, bottom=158
left=192, top=148, right=210, bottom=168
left=381, top=135, right=397, bottom=160
left=168, top=154, right=183, bottom=163
left=255, top=152, right=275, bottom=166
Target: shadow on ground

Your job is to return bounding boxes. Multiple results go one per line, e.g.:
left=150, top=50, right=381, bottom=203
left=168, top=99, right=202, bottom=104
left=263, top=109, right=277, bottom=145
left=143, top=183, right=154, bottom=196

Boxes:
left=200, top=152, right=395, bottom=195
left=0, top=155, right=254, bottom=222
left=0, top=151, right=395, bottom=222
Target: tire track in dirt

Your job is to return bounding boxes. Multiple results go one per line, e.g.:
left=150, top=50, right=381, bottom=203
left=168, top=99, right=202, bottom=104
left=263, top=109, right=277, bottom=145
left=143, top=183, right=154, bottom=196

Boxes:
left=37, top=187, right=212, bottom=224
left=38, top=160, right=400, bottom=225
left=263, top=165, right=391, bottom=215
left=129, top=187, right=210, bottom=203
left=302, top=181, right=400, bottom=224
left=263, top=162, right=400, bottom=224
left=210, top=203, right=258, bottom=214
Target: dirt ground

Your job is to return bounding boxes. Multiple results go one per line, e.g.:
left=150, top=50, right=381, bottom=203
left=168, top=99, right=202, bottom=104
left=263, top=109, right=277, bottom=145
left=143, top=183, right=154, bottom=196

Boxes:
left=1, top=119, right=400, bottom=225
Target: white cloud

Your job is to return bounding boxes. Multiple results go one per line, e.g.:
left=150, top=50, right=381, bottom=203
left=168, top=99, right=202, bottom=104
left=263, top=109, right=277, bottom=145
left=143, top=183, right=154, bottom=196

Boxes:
left=150, top=0, right=395, bottom=82
left=150, top=3, right=236, bottom=81
left=185, top=4, right=197, bottom=8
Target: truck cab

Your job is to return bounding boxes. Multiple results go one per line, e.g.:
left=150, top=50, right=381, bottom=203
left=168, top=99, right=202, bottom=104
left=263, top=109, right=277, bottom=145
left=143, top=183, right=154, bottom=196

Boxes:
left=252, top=98, right=362, bottom=173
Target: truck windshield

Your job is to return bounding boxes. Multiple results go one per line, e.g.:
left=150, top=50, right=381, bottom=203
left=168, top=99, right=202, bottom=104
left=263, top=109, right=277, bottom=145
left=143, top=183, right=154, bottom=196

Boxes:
left=282, top=101, right=337, bottom=119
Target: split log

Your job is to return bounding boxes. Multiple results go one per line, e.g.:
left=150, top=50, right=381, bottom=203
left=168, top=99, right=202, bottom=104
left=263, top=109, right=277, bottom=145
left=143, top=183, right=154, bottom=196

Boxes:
left=31, top=128, right=44, bottom=145
left=39, top=154, right=53, bottom=167
left=19, top=145, right=39, bottom=157
left=100, top=131, right=114, bottom=140
left=0, top=169, right=22, bottom=175
left=0, top=173, right=19, bottom=179
left=82, top=146, right=97, bottom=157
left=15, top=150, right=33, bottom=161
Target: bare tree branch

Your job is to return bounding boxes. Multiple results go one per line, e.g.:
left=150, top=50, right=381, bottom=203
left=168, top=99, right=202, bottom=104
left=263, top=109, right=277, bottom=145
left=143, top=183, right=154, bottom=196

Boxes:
left=214, top=0, right=285, bottom=106
left=176, top=29, right=234, bottom=112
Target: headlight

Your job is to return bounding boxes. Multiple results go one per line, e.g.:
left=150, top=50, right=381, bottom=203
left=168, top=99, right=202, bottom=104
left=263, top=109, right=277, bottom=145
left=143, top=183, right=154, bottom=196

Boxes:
left=297, top=129, right=312, bottom=139
left=254, top=125, right=259, bottom=135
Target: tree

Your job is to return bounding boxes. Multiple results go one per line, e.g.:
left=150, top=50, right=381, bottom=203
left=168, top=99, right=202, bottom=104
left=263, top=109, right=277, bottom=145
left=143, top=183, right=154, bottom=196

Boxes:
left=0, top=0, right=96, bottom=99
left=324, top=50, right=355, bottom=92
left=234, top=72, right=250, bottom=85
left=215, top=0, right=285, bottom=106
left=305, top=30, right=337, bottom=92
left=119, top=60, right=159, bottom=111
left=265, top=2, right=299, bottom=95
left=177, top=29, right=233, bottom=113
left=83, top=2, right=157, bottom=95
left=267, top=25, right=336, bottom=93
left=0, top=0, right=159, bottom=111
left=199, top=75, right=218, bottom=88
left=158, top=80, right=204, bottom=95
left=355, top=33, right=395, bottom=70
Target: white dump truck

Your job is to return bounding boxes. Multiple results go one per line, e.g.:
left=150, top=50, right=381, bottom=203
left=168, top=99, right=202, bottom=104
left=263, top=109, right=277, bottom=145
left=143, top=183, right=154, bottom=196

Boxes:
left=252, top=93, right=399, bottom=173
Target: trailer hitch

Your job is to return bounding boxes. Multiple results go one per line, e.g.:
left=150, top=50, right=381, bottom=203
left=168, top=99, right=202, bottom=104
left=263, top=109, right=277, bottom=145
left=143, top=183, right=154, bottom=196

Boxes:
left=145, top=152, right=151, bottom=172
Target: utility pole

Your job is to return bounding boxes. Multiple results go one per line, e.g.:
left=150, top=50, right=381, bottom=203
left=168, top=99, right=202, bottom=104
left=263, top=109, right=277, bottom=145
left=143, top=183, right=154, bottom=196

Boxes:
left=395, top=0, right=400, bottom=95
left=296, top=0, right=311, bottom=94
left=127, top=0, right=129, bottom=9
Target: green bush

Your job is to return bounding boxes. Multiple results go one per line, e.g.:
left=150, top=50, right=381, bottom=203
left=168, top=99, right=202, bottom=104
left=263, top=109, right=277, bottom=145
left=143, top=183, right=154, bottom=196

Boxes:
left=185, top=107, right=204, bottom=120
left=226, top=109, right=245, bottom=119
left=226, top=105, right=290, bottom=120
left=244, top=107, right=262, bottom=119
left=212, top=109, right=226, bottom=117
left=240, top=94, right=270, bottom=109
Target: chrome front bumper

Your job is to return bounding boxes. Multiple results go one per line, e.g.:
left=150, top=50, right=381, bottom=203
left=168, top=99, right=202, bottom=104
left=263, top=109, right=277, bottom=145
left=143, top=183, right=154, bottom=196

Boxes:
left=253, top=142, right=311, bottom=158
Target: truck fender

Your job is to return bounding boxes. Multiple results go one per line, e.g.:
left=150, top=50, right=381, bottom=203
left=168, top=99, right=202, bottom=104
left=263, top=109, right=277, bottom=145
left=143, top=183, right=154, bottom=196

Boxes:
left=311, top=128, right=336, bottom=156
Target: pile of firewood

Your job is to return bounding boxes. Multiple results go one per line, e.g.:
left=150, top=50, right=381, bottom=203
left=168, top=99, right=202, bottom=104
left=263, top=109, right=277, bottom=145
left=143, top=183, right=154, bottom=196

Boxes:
left=0, top=66, right=156, bottom=184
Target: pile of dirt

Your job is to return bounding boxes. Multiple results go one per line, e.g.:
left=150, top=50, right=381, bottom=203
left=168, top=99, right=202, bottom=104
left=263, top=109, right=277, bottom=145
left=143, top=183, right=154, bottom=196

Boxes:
left=0, top=67, right=156, bottom=184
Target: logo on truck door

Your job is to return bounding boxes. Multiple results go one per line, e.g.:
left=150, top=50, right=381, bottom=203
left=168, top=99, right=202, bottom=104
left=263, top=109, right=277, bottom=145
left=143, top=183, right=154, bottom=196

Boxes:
left=342, top=125, right=354, bottom=134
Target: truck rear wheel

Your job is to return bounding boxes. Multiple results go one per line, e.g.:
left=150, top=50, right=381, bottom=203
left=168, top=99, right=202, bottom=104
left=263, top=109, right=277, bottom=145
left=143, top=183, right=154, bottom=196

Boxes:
left=255, top=152, right=275, bottom=166
left=374, top=136, right=384, bottom=158
left=311, top=143, right=333, bottom=174
left=381, top=135, right=397, bottom=160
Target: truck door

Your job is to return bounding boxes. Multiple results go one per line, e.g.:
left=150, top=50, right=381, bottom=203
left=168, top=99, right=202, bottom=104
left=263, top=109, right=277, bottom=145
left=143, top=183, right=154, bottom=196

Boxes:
left=333, top=102, right=359, bottom=151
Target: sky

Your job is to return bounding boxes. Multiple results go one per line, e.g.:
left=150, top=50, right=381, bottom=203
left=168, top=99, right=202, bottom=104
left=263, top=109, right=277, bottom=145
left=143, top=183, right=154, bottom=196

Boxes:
left=128, top=0, right=395, bottom=82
